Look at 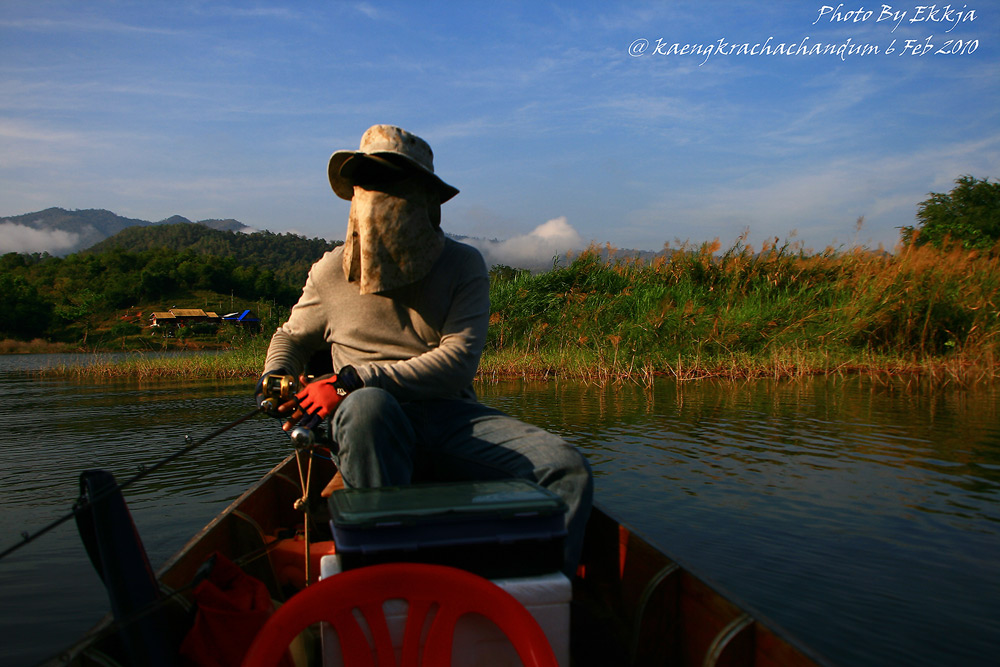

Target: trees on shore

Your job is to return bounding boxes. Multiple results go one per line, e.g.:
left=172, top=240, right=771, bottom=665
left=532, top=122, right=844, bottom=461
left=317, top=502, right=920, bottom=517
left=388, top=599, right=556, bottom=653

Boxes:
left=0, top=246, right=303, bottom=342
left=901, top=175, right=1000, bottom=250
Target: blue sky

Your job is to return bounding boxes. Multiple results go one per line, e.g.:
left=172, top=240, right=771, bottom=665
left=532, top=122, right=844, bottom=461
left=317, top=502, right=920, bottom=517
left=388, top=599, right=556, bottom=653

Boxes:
left=1, top=1, right=997, bottom=262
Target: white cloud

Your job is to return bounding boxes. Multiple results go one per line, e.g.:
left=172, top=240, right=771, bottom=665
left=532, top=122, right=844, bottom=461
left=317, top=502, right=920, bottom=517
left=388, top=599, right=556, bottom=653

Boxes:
left=0, top=223, right=79, bottom=254
left=0, top=17, right=182, bottom=36
left=354, top=3, right=386, bottom=20
left=205, top=6, right=301, bottom=21
left=463, top=216, right=586, bottom=271
left=626, top=127, right=1000, bottom=252
left=0, top=118, right=89, bottom=145
left=0, top=118, right=106, bottom=171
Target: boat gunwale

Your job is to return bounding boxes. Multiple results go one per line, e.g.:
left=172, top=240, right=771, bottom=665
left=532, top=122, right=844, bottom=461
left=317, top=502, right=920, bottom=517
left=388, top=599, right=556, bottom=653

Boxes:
left=52, top=452, right=830, bottom=667
left=582, top=501, right=833, bottom=666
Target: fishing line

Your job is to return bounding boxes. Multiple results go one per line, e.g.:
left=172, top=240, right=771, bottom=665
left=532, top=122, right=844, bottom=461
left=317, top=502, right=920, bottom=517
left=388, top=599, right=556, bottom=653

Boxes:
left=0, top=406, right=264, bottom=562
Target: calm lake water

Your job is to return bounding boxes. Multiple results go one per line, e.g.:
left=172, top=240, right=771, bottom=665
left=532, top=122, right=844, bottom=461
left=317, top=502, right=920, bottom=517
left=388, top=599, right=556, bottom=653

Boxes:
left=0, top=354, right=998, bottom=666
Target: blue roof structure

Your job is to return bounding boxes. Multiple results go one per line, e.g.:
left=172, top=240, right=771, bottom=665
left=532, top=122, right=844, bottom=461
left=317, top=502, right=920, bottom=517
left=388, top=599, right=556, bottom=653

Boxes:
left=221, top=309, right=260, bottom=323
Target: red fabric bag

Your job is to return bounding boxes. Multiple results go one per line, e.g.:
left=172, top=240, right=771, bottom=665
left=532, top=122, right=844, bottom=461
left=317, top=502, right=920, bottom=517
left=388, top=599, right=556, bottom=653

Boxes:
left=180, top=553, right=291, bottom=667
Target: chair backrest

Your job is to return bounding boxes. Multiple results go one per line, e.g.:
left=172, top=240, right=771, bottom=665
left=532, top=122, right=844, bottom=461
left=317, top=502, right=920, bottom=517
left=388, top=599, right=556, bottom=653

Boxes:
left=241, top=562, right=559, bottom=667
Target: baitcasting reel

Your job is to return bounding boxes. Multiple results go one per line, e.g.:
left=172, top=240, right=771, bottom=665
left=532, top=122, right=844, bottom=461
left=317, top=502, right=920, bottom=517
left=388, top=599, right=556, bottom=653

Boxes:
left=258, top=374, right=301, bottom=415
left=259, top=375, right=318, bottom=449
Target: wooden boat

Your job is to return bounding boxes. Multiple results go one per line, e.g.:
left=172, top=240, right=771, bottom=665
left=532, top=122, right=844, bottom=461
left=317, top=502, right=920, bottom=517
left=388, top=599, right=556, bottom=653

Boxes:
left=50, top=453, right=828, bottom=666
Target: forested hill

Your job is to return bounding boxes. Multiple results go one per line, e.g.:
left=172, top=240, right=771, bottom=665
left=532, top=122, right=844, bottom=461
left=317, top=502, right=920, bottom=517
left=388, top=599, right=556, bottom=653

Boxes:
left=0, top=222, right=344, bottom=342
left=86, top=222, right=342, bottom=279
left=0, top=207, right=250, bottom=255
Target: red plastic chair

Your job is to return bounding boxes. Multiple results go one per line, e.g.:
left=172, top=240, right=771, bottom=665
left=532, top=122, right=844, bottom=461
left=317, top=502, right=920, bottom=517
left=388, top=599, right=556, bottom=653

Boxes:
left=241, top=562, right=559, bottom=667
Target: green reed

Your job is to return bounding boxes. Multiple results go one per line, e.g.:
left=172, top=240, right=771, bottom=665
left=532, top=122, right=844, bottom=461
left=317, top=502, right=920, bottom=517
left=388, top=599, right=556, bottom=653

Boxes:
left=43, top=238, right=999, bottom=384
left=486, top=240, right=1000, bottom=383
left=44, top=335, right=270, bottom=380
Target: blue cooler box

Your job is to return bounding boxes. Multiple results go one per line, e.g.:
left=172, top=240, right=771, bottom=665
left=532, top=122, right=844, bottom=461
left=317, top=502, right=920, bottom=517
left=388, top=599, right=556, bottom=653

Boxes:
left=327, top=479, right=567, bottom=578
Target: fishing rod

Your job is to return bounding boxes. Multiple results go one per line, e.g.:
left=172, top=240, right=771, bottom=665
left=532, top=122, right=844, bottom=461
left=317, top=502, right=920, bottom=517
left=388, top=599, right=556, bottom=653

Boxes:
left=0, top=372, right=312, bottom=563
left=0, top=406, right=266, bottom=562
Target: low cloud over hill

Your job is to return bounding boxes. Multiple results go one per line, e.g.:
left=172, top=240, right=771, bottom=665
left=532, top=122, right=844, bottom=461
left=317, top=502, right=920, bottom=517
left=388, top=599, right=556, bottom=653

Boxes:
left=0, top=208, right=248, bottom=255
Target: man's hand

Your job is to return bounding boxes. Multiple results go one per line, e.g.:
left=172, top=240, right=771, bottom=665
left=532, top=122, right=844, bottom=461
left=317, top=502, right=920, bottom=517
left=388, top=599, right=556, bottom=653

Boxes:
left=280, top=374, right=345, bottom=432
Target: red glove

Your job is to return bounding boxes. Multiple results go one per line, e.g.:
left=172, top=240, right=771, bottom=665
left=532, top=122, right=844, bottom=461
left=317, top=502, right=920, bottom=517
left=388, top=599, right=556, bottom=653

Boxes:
left=299, top=377, right=345, bottom=417
left=280, top=367, right=362, bottom=433
left=284, top=376, right=346, bottom=431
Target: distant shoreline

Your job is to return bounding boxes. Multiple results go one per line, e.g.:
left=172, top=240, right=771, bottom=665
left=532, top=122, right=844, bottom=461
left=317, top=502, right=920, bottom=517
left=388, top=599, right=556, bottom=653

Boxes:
left=11, top=238, right=1000, bottom=388
left=0, top=338, right=230, bottom=355
left=26, top=344, right=997, bottom=387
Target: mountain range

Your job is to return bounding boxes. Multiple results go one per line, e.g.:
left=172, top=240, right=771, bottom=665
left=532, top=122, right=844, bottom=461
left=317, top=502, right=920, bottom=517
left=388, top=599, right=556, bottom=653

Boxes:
left=1, top=207, right=668, bottom=271
left=0, top=207, right=249, bottom=256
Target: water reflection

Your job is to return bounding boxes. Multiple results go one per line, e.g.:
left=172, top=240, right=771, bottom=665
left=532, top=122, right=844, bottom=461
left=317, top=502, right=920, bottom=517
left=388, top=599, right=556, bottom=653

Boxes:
left=0, top=367, right=288, bottom=666
left=0, top=359, right=998, bottom=666
left=478, top=376, right=1000, bottom=665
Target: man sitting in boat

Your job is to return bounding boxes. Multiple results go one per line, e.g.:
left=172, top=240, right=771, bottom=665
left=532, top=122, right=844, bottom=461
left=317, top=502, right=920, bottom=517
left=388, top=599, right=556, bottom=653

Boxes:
left=255, top=124, right=593, bottom=575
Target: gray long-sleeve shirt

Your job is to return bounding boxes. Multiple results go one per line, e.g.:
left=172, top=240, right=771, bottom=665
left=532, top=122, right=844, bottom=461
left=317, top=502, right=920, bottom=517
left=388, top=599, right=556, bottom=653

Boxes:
left=264, top=237, right=490, bottom=402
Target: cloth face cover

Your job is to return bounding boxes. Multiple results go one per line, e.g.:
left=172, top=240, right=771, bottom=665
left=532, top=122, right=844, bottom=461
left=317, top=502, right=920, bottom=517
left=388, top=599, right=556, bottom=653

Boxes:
left=343, top=179, right=445, bottom=295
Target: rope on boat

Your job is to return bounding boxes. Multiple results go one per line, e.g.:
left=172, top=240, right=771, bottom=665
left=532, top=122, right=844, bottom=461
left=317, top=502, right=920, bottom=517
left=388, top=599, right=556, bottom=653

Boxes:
left=292, top=441, right=315, bottom=585
left=0, top=406, right=265, bottom=563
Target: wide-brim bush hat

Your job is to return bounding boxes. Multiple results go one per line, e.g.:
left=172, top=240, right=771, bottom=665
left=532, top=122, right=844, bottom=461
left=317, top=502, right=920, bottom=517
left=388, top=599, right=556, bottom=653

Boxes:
left=328, top=124, right=459, bottom=203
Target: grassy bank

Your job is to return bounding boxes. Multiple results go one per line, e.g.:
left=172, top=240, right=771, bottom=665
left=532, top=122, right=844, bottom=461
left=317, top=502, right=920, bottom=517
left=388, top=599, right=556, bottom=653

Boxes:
left=0, top=338, right=78, bottom=354
left=484, top=239, right=999, bottom=384
left=39, top=337, right=270, bottom=380
left=38, top=239, right=1000, bottom=385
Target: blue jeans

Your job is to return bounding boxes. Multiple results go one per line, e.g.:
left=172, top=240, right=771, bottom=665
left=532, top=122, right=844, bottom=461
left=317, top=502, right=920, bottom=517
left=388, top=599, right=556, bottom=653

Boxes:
left=326, top=387, right=593, bottom=576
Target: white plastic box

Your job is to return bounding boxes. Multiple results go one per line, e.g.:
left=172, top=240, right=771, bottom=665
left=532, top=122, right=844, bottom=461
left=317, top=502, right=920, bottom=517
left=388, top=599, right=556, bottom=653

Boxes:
left=319, top=555, right=571, bottom=667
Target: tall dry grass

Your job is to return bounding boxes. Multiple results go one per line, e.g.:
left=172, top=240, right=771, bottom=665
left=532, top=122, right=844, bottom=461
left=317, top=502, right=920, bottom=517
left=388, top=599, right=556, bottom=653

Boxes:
left=486, top=239, right=1000, bottom=383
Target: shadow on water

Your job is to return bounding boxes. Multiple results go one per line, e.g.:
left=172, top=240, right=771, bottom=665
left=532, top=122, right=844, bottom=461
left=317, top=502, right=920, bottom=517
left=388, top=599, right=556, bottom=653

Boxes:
left=0, top=358, right=997, bottom=666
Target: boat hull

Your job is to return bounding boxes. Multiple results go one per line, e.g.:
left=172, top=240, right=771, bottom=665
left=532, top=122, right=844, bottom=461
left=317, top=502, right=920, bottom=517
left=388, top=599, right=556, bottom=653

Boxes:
left=53, top=453, right=825, bottom=666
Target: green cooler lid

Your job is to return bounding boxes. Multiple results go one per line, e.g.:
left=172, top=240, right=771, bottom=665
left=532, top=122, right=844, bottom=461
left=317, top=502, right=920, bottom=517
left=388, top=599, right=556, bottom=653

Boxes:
left=328, top=479, right=568, bottom=528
